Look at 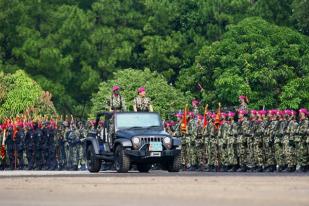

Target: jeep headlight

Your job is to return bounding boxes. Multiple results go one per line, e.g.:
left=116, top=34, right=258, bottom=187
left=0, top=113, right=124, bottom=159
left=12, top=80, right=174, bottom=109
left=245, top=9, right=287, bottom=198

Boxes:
left=132, top=137, right=140, bottom=149
left=163, top=137, right=172, bottom=149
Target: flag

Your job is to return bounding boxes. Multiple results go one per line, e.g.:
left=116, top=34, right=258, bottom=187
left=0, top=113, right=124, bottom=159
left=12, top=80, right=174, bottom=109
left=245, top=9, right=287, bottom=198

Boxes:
left=203, top=104, right=208, bottom=128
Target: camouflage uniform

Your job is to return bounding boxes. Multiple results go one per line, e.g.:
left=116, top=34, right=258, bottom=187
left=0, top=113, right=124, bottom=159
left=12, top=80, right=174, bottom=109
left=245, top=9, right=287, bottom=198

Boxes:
left=284, top=119, right=297, bottom=171
left=226, top=120, right=238, bottom=171
left=254, top=120, right=266, bottom=171
left=275, top=118, right=288, bottom=171
left=65, top=128, right=80, bottom=170
left=77, top=126, right=87, bottom=169
left=218, top=121, right=229, bottom=171
left=133, top=96, right=152, bottom=112
left=247, top=119, right=257, bottom=170
left=205, top=120, right=217, bottom=171
left=188, top=118, right=197, bottom=168
left=237, top=117, right=249, bottom=171
left=264, top=119, right=276, bottom=171
left=108, top=94, right=126, bottom=112
left=195, top=120, right=205, bottom=169
left=296, top=118, right=309, bottom=170
left=55, top=126, right=66, bottom=170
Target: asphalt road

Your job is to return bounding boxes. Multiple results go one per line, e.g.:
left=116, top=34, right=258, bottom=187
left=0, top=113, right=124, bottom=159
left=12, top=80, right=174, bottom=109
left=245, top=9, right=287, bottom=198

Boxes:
left=0, top=171, right=309, bottom=206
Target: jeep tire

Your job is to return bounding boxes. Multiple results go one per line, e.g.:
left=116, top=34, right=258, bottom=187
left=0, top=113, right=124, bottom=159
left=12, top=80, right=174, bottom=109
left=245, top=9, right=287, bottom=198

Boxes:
left=114, top=145, right=130, bottom=173
left=86, top=144, right=102, bottom=173
left=167, top=153, right=181, bottom=172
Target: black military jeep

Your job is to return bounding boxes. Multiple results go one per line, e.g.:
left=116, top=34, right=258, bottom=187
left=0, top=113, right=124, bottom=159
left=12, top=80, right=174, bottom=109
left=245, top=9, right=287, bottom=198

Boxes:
left=85, top=112, right=181, bottom=173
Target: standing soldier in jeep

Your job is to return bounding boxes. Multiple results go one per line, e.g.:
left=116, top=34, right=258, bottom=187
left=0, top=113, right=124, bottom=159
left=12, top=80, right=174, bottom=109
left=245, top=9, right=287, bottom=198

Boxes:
left=108, top=85, right=126, bottom=112
left=133, top=87, right=153, bottom=112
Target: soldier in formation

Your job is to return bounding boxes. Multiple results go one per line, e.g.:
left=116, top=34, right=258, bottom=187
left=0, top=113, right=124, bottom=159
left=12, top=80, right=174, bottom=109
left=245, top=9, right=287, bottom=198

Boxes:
left=167, top=98, right=309, bottom=173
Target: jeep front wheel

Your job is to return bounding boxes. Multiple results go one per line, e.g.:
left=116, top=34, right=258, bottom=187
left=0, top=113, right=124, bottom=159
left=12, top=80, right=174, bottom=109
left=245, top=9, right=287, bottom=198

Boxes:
left=114, top=145, right=130, bottom=173
left=167, top=153, right=181, bottom=172
left=86, top=144, right=102, bottom=173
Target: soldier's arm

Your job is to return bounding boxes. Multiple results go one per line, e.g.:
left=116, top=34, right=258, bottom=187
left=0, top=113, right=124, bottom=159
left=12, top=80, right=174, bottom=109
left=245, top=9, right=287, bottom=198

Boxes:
left=122, top=97, right=127, bottom=111
left=133, top=98, right=137, bottom=112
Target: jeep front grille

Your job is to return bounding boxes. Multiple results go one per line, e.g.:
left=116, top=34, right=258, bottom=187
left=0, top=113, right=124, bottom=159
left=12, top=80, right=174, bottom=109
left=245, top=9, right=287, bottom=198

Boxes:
left=139, top=136, right=163, bottom=145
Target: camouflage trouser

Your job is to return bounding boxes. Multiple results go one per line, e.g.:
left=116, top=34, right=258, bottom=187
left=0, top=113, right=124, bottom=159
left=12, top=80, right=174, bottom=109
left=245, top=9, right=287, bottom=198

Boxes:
left=204, top=138, right=209, bottom=165
left=195, top=138, right=205, bottom=167
left=181, top=136, right=190, bottom=167
left=274, top=136, right=285, bottom=167
left=307, top=136, right=309, bottom=166
left=189, top=136, right=196, bottom=166
left=264, top=135, right=275, bottom=167
left=227, top=136, right=237, bottom=165
left=65, top=144, right=78, bottom=168
left=219, top=138, right=228, bottom=166
left=207, top=137, right=218, bottom=166
left=77, top=143, right=86, bottom=166
left=56, top=142, right=66, bottom=168
left=236, top=135, right=247, bottom=167
left=254, top=137, right=264, bottom=167
left=246, top=136, right=255, bottom=167
left=284, top=136, right=296, bottom=167
left=295, top=136, right=308, bottom=167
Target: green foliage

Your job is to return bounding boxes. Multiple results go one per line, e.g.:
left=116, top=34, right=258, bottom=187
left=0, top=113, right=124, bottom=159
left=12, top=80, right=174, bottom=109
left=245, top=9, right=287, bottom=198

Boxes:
left=0, top=0, right=309, bottom=116
left=90, top=68, right=187, bottom=118
left=177, top=17, right=309, bottom=109
left=292, top=0, right=309, bottom=35
left=0, top=70, right=56, bottom=118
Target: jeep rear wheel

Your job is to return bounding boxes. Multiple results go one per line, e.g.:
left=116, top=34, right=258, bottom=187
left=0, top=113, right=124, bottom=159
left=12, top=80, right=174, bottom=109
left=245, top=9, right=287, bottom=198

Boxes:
left=167, top=153, right=181, bottom=172
left=137, top=164, right=151, bottom=173
left=114, top=145, right=130, bottom=173
left=86, top=144, right=102, bottom=173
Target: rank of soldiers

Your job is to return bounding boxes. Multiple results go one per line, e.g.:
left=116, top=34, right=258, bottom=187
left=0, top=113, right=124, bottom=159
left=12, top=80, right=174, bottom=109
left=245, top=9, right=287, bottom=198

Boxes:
left=165, top=99, right=309, bottom=173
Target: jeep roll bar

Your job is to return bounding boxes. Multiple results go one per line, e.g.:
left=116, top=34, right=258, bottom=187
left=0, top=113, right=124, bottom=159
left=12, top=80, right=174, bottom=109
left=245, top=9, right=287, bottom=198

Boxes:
left=95, top=112, right=113, bottom=129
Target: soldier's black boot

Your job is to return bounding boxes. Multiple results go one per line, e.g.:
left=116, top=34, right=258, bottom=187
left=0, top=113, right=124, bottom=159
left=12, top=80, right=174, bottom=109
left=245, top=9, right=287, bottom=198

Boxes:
left=297, top=166, right=306, bottom=172
left=72, top=165, right=78, bottom=171
left=237, top=165, right=247, bottom=172
left=80, top=164, right=86, bottom=171
left=277, top=165, right=284, bottom=172
left=205, top=165, right=214, bottom=172
left=255, top=166, right=263, bottom=172
left=221, top=165, right=228, bottom=172
left=287, top=166, right=296, bottom=172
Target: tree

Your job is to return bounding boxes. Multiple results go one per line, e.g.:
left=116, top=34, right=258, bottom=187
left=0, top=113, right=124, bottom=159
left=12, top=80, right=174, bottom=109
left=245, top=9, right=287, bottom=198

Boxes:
left=0, top=70, right=56, bottom=118
left=177, top=17, right=309, bottom=109
left=90, top=68, right=187, bottom=118
left=292, top=0, right=309, bottom=35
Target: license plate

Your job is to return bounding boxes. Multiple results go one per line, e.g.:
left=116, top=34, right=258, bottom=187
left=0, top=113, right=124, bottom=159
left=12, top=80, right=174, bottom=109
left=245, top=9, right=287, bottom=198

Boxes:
left=149, top=142, right=163, bottom=152
left=150, top=152, right=161, bottom=157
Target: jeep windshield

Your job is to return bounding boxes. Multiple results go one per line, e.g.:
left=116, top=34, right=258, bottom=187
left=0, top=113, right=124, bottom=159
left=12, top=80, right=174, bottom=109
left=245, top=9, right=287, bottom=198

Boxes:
left=115, top=112, right=162, bottom=130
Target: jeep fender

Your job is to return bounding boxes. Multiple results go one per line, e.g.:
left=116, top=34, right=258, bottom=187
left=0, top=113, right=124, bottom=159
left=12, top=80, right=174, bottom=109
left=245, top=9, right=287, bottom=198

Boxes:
left=172, top=137, right=181, bottom=147
left=113, top=138, right=132, bottom=150
left=86, top=137, right=100, bottom=155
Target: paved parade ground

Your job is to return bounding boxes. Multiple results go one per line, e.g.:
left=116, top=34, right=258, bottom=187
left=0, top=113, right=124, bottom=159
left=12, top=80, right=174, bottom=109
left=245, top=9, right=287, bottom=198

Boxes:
left=0, top=171, right=309, bottom=206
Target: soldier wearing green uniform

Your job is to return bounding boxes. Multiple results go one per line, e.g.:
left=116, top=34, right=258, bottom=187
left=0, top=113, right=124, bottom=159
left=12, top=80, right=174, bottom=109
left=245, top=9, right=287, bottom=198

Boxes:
left=264, top=110, right=277, bottom=172
left=218, top=113, right=229, bottom=172
left=254, top=110, right=267, bottom=172
left=283, top=110, right=297, bottom=172
left=205, top=114, right=217, bottom=172
left=133, top=87, right=153, bottom=112
left=77, top=121, right=87, bottom=170
left=296, top=108, right=309, bottom=172
left=237, top=110, right=249, bottom=172
left=247, top=110, right=258, bottom=171
left=108, top=86, right=126, bottom=112
left=276, top=110, right=288, bottom=172
left=226, top=112, right=238, bottom=172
